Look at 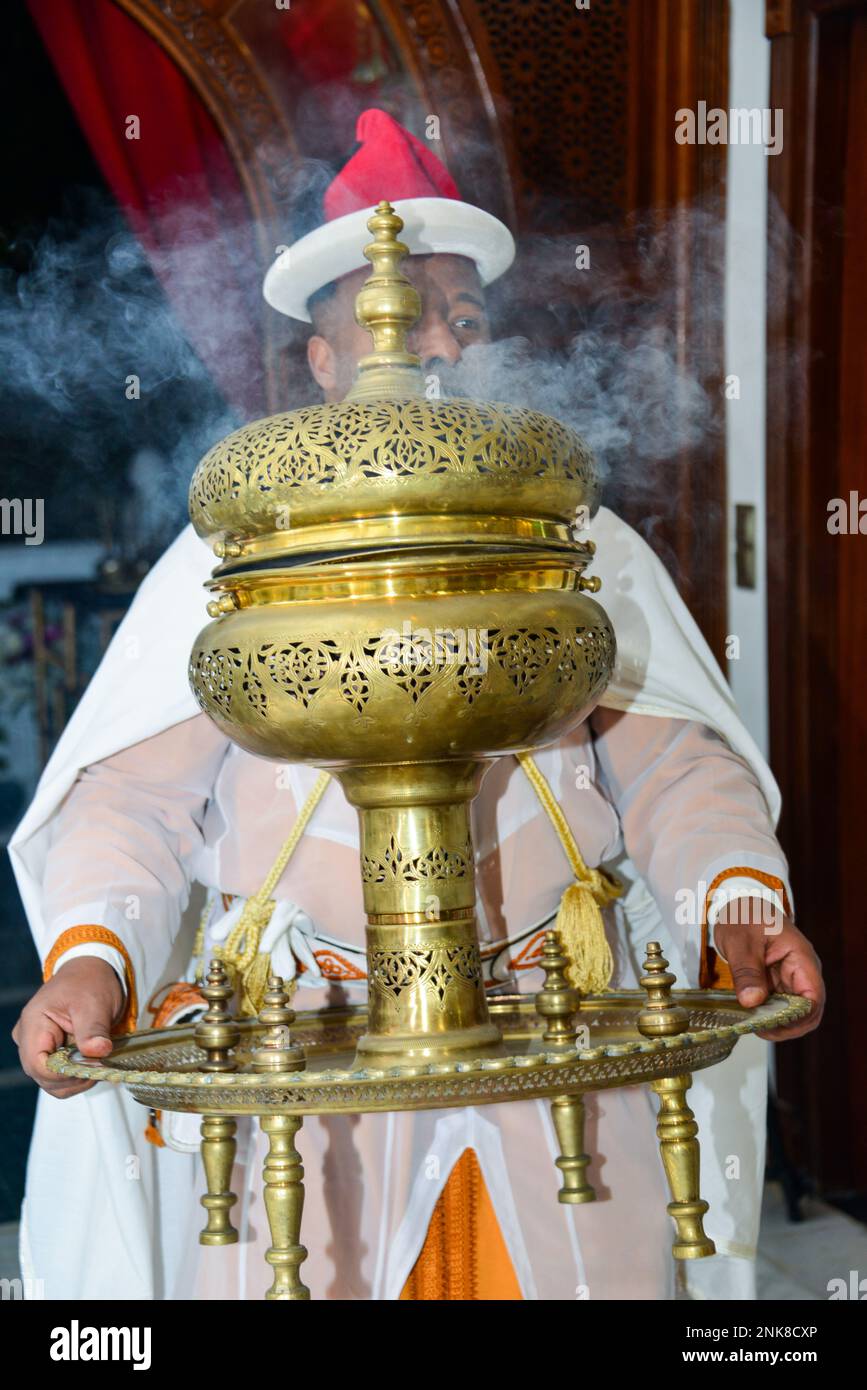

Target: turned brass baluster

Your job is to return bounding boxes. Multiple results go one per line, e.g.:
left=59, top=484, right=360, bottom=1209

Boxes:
left=536, top=930, right=596, bottom=1204
left=198, top=1115, right=239, bottom=1246
left=638, top=943, right=715, bottom=1259
left=260, top=1114, right=308, bottom=1301
left=195, top=960, right=240, bottom=1245
left=254, top=976, right=310, bottom=1300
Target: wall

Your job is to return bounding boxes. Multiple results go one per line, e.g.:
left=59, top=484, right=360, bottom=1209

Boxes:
left=725, top=0, right=771, bottom=753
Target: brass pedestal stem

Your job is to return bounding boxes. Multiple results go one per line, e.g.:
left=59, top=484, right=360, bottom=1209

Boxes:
left=252, top=977, right=310, bottom=1298
left=551, top=1095, right=596, bottom=1205
left=338, top=760, right=504, bottom=1070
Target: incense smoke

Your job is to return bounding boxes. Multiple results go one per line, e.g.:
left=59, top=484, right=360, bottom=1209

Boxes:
left=0, top=177, right=795, bottom=565
left=0, top=190, right=242, bottom=559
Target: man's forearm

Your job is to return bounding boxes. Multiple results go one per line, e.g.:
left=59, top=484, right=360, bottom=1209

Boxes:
left=591, top=707, right=793, bottom=981
left=40, top=713, right=228, bottom=1019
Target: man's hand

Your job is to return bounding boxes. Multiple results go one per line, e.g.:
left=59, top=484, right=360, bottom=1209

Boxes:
left=12, top=957, right=124, bottom=1098
left=713, top=897, right=824, bottom=1041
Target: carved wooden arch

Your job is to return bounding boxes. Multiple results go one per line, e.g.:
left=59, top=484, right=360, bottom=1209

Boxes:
left=110, top=0, right=728, bottom=659
left=372, top=0, right=518, bottom=227
left=111, top=0, right=519, bottom=408
left=112, top=0, right=299, bottom=409
left=113, top=1, right=297, bottom=239
left=113, top=0, right=519, bottom=222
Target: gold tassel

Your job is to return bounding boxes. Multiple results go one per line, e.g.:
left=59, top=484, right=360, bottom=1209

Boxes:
left=241, top=951, right=276, bottom=1018
left=554, top=883, right=614, bottom=994
left=516, top=750, right=622, bottom=994
left=211, top=771, right=331, bottom=1017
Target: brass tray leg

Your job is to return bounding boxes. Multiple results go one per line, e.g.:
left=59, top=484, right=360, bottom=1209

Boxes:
left=536, top=932, right=596, bottom=1204
left=551, top=1093, right=596, bottom=1204
left=260, top=1113, right=310, bottom=1300
left=199, top=1114, right=239, bottom=1245
left=649, top=1073, right=715, bottom=1259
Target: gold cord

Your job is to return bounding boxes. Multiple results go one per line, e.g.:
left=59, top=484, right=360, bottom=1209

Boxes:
left=214, top=771, right=332, bottom=1014
left=207, top=751, right=617, bottom=1010
left=192, top=898, right=210, bottom=981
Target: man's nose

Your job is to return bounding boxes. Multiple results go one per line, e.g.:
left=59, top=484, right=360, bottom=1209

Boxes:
left=408, top=316, right=462, bottom=368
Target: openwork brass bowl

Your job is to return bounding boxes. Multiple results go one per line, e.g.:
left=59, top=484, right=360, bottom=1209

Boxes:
left=188, top=554, right=613, bottom=766
left=189, top=397, right=600, bottom=562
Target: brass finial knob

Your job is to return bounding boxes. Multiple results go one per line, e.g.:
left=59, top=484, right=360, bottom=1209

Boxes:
left=636, top=942, right=689, bottom=1038
left=206, top=592, right=239, bottom=619
left=194, top=959, right=240, bottom=1071
left=346, top=201, right=424, bottom=402
left=213, top=538, right=242, bottom=559
left=252, top=976, right=306, bottom=1073
left=535, top=930, right=579, bottom=1047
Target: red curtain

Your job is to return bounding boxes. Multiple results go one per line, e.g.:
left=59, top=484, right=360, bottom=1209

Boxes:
left=27, top=0, right=266, bottom=418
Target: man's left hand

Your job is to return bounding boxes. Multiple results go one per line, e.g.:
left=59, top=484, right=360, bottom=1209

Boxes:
left=713, top=898, right=824, bottom=1041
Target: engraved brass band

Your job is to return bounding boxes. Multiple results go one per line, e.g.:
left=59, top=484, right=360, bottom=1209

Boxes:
left=355, top=799, right=475, bottom=917
left=209, top=513, right=594, bottom=570
left=361, top=919, right=500, bottom=1068
left=189, top=592, right=615, bottom=768
left=203, top=548, right=598, bottom=608
left=366, top=907, right=476, bottom=925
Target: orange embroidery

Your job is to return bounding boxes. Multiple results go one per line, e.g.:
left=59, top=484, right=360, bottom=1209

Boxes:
left=142, top=985, right=206, bottom=1151
left=400, top=1148, right=522, bottom=1300
left=312, top=948, right=366, bottom=981
left=700, top=868, right=791, bottom=992
left=507, top=930, right=547, bottom=972
left=43, top=925, right=138, bottom=1033
left=144, top=1111, right=165, bottom=1148
left=147, top=981, right=206, bottom=1030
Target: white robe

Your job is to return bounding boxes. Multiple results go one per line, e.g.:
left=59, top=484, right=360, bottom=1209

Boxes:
left=10, top=508, right=789, bottom=1300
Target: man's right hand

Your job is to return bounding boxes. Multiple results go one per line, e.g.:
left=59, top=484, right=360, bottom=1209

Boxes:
left=12, top=957, right=125, bottom=1098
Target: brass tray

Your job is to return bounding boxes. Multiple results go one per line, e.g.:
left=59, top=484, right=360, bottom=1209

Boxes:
left=46, top=990, right=809, bottom=1118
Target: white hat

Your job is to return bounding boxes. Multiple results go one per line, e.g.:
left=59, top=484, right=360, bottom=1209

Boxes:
left=263, top=109, right=515, bottom=323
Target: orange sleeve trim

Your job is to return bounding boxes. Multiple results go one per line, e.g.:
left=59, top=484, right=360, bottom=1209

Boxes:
left=43, top=925, right=138, bottom=1034
left=699, top=868, right=791, bottom=992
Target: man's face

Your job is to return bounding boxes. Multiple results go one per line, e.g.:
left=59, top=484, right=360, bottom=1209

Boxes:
left=307, top=253, right=490, bottom=401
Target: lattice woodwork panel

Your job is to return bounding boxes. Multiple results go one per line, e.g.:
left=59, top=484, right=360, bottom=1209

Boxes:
left=469, top=0, right=629, bottom=228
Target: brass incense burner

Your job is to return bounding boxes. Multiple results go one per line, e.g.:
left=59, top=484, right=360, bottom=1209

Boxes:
left=48, top=204, right=810, bottom=1299
left=187, top=201, right=613, bottom=1070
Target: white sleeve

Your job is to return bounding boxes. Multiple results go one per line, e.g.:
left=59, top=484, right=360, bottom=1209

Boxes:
left=41, top=713, right=229, bottom=1021
left=48, top=943, right=128, bottom=997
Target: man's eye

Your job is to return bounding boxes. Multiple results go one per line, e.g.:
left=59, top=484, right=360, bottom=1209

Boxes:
left=452, top=317, right=481, bottom=333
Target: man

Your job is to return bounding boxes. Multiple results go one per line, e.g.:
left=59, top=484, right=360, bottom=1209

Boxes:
left=11, top=109, right=823, bottom=1301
